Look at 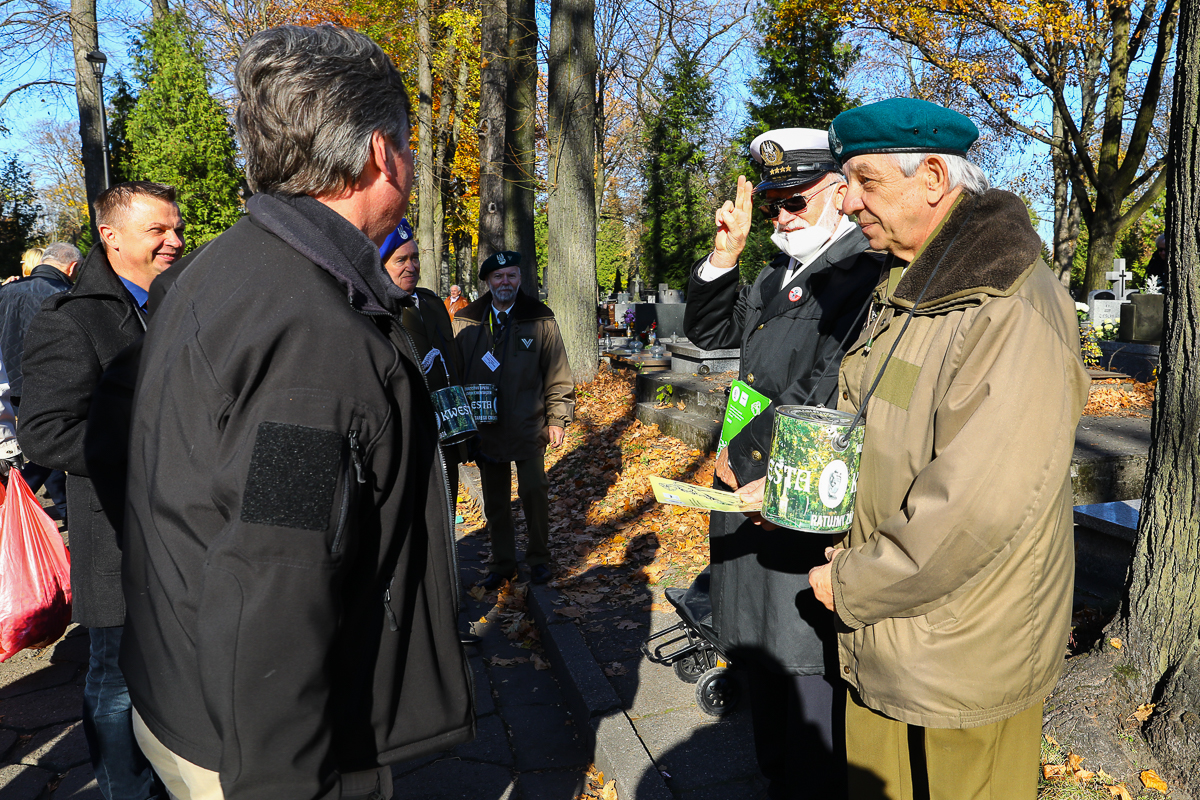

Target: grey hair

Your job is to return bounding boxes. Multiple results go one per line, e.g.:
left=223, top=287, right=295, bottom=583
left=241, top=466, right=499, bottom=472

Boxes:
left=235, top=25, right=412, bottom=196
left=41, top=242, right=82, bottom=267
left=889, top=152, right=990, bottom=196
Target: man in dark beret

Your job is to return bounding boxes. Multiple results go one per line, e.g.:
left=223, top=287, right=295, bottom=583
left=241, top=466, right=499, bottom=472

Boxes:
left=790, top=97, right=1088, bottom=797
left=453, top=251, right=575, bottom=588
left=684, top=127, right=883, bottom=799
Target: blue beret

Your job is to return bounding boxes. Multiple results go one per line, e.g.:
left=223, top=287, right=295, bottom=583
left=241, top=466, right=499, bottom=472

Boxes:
left=479, top=250, right=521, bottom=281
left=828, top=98, right=979, bottom=168
left=379, top=218, right=414, bottom=260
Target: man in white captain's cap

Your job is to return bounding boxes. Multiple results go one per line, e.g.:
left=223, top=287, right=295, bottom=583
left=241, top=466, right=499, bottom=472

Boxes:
left=683, top=127, right=883, bottom=799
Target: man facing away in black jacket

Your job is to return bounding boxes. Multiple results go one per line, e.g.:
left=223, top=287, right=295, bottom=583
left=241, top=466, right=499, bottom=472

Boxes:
left=120, top=25, right=473, bottom=800
left=0, top=241, right=79, bottom=519
left=19, top=182, right=184, bottom=800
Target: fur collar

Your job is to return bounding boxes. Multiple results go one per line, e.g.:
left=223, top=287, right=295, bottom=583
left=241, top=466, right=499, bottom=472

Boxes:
left=891, top=189, right=1043, bottom=311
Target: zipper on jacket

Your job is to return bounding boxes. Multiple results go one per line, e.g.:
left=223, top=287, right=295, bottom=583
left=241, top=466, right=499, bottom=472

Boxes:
left=331, top=424, right=363, bottom=554
left=360, top=305, right=467, bottom=633
left=383, top=576, right=400, bottom=632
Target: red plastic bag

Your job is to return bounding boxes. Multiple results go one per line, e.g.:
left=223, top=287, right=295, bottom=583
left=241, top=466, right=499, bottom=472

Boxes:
left=0, top=469, right=72, bottom=661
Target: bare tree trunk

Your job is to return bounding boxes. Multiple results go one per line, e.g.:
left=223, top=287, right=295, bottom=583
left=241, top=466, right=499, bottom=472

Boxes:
left=504, top=0, right=538, bottom=296
left=69, top=0, right=105, bottom=240
left=151, top=0, right=169, bottom=21
left=1052, top=108, right=1080, bottom=285
left=1106, top=0, right=1200, bottom=788
left=432, top=46, right=460, bottom=298
left=416, top=0, right=437, bottom=292
left=547, top=0, right=597, bottom=384
left=477, top=0, right=507, bottom=275
left=454, top=232, right=473, bottom=295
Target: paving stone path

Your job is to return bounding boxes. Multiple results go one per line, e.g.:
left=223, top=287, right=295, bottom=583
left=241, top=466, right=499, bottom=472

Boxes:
left=0, top=518, right=595, bottom=800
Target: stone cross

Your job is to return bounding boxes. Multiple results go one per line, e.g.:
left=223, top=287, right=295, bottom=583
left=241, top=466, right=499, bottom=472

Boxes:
left=1106, top=258, right=1136, bottom=300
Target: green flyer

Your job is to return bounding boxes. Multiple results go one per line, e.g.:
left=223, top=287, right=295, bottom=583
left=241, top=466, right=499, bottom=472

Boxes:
left=717, top=380, right=771, bottom=454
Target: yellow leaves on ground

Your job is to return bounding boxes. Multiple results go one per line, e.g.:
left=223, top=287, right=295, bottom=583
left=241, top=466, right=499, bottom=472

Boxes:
left=1084, top=379, right=1155, bottom=417
left=1140, top=770, right=1169, bottom=792
left=1041, top=738, right=1136, bottom=798
left=577, top=765, right=614, bottom=800
left=1067, top=752, right=1096, bottom=782
left=1130, top=703, right=1155, bottom=724
left=539, top=368, right=714, bottom=593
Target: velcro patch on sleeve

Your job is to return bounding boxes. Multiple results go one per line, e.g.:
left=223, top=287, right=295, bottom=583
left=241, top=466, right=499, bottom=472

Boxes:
left=241, top=421, right=342, bottom=530
left=874, top=357, right=921, bottom=411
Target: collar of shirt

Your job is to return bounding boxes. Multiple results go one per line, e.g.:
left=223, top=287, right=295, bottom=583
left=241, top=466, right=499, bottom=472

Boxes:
left=491, top=304, right=513, bottom=321
left=118, top=275, right=150, bottom=313
left=781, top=212, right=861, bottom=286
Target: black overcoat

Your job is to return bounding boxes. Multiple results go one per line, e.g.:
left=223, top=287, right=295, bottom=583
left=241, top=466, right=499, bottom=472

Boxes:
left=17, top=245, right=146, bottom=628
left=684, top=228, right=882, bottom=674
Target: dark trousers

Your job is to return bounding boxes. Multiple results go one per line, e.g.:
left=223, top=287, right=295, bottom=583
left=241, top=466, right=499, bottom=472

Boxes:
left=82, top=626, right=164, bottom=800
left=747, top=664, right=847, bottom=799
left=19, top=461, right=67, bottom=521
left=478, top=452, right=550, bottom=576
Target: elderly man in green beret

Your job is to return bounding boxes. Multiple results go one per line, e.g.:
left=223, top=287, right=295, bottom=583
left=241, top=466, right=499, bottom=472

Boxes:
left=797, top=98, right=1090, bottom=796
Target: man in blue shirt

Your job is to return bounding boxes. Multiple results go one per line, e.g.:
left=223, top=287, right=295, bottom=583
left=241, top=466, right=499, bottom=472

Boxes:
left=19, top=181, right=184, bottom=800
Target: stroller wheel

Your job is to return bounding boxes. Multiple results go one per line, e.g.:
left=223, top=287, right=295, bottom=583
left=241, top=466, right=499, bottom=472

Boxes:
left=673, top=653, right=708, bottom=684
left=694, top=667, right=738, bottom=717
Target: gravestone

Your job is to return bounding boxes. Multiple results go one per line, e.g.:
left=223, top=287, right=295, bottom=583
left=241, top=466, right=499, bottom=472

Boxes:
left=667, top=342, right=740, bottom=375
left=1105, top=259, right=1137, bottom=300
left=1087, top=290, right=1122, bottom=327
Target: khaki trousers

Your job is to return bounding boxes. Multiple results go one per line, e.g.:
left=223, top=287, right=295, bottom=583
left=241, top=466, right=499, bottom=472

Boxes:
left=478, top=452, right=550, bottom=576
left=132, top=709, right=394, bottom=800
left=845, top=690, right=1042, bottom=800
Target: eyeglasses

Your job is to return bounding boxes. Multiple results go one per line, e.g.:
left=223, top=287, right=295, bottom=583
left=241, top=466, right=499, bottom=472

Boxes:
left=758, top=182, right=833, bottom=219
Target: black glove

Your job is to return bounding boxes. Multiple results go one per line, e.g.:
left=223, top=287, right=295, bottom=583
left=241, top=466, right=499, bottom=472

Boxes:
left=0, top=439, right=25, bottom=475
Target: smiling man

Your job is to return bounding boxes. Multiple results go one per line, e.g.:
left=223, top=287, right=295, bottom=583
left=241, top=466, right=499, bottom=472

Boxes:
left=18, top=180, right=185, bottom=800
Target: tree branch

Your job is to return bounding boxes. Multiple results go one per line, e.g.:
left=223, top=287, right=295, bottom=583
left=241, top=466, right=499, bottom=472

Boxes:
left=0, top=78, right=71, bottom=109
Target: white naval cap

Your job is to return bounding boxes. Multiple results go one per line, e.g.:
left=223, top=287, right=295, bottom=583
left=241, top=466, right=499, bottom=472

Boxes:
left=749, top=128, right=840, bottom=193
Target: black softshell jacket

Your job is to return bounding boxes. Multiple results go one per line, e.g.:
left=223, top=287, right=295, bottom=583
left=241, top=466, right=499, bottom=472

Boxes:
left=685, top=229, right=882, bottom=674
left=120, top=195, right=474, bottom=800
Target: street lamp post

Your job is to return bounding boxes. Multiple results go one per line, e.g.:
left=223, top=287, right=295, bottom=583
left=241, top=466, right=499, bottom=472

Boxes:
left=85, top=49, right=110, bottom=190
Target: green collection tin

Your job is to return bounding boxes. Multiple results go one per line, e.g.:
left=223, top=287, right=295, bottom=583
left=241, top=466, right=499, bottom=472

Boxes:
left=761, top=406, right=864, bottom=533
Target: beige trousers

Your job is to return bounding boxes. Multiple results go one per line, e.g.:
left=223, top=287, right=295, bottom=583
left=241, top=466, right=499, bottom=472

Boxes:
left=132, top=709, right=394, bottom=800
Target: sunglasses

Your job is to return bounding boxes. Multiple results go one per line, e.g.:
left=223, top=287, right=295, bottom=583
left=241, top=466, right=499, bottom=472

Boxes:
left=758, top=182, right=833, bottom=219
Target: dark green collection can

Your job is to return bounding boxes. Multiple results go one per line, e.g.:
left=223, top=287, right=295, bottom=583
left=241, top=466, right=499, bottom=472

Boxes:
left=761, top=406, right=864, bottom=533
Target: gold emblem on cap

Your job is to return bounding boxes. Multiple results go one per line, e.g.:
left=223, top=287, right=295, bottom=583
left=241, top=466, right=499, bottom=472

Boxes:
left=759, top=140, right=784, bottom=166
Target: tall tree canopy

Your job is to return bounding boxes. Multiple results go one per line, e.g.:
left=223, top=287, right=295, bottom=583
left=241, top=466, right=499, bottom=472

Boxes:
left=734, top=0, right=859, bottom=283
left=808, top=0, right=1178, bottom=293
left=744, top=0, right=857, bottom=140
left=120, top=11, right=243, bottom=247
left=640, top=53, right=716, bottom=291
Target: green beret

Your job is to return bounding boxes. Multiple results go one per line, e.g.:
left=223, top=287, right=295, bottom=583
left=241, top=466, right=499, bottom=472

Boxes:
left=479, top=250, right=521, bottom=281
left=828, top=98, right=979, bottom=168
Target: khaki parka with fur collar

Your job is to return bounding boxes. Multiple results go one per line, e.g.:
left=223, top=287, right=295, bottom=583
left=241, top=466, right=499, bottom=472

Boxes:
left=831, top=189, right=1089, bottom=729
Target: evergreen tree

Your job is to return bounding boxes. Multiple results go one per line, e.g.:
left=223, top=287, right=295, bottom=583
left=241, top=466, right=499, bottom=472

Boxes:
left=640, top=53, right=716, bottom=291
left=122, top=12, right=243, bottom=247
left=729, top=0, right=859, bottom=283
left=744, top=0, right=857, bottom=139
left=106, top=73, right=138, bottom=187
left=0, top=155, right=42, bottom=278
